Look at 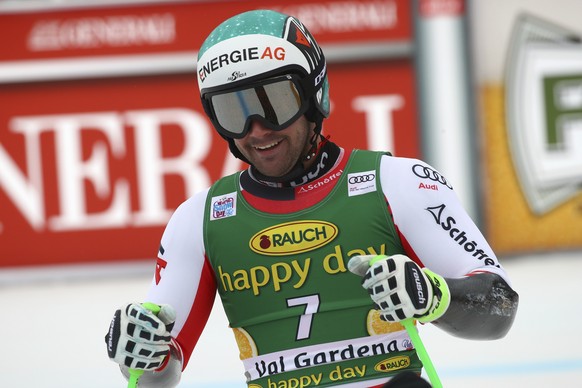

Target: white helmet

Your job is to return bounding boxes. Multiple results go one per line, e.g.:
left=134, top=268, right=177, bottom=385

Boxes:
left=197, top=10, right=330, bottom=160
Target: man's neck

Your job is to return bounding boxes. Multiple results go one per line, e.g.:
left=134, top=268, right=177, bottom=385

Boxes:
left=239, top=140, right=342, bottom=201
left=248, top=139, right=339, bottom=188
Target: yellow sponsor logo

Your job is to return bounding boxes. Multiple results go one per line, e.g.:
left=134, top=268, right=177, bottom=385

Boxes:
left=249, top=220, right=338, bottom=256
left=374, top=356, right=410, bottom=373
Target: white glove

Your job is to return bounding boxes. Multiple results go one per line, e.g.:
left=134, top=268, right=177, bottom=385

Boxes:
left=105, top=303, right=176, bottom=370
left=348, top=254, right=450, bottom=323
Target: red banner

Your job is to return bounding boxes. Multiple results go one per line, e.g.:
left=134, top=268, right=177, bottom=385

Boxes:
left=0, top=1, right=418, bottom=267
left=0, top=0, right=411, bottom=61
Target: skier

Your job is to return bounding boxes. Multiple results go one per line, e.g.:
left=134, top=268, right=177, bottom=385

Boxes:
left=105, top=9, right=519, bottom=387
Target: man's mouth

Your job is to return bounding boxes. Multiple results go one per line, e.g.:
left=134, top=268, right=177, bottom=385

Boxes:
left=254, top=140, right=281, bottom=151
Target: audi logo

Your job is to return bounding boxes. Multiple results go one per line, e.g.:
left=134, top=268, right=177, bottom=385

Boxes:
left=348, top=174, right=375, bottom=184
left=412, top=164, right=452, bottom=189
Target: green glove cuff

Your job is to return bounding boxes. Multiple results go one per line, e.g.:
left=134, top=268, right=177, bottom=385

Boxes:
left=418, top=268, right=451, bottom=323
left=141, top=302, right=162, bottom=315
left=369, top=254, right=388, bottom=266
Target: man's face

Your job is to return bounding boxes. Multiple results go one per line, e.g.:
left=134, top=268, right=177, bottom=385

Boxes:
left=233, top=116, right=314, bottom=177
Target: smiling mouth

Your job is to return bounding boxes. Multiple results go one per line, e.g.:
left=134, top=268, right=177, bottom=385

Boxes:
left=254, top=140, right=281, bottom=151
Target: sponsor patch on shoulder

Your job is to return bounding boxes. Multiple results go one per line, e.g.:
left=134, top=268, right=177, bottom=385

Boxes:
left=210, top=191, right=237, bottom=220
left=347, top=170, right=377, bottom=197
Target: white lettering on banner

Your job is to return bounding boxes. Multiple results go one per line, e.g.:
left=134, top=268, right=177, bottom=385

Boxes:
left=276, top=1, right=398, bottom=34
left=46, top=112, right=130, bottom=231
left=352, top=95, right=404, bottom=152
left=27, top=13, right=176, bottom=52
left=126, top=109, right=211, bottom=226
left=0, top=109, right=212, bottom=231
left=0, top=125, right=45, bottom=230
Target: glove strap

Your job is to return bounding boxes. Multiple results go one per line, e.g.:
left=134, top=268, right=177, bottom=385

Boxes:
left=418, top=269, right=451, bottom=323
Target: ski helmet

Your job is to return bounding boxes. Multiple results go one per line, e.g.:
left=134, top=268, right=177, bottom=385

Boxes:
left=197, top=10, right=330, bottom=160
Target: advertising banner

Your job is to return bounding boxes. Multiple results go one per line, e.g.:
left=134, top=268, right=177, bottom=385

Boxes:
left=0, top=0, right=419, bottom=266
left=0, top=0, right=411, bottom=62
left=484, top=13, right=582, bottom=253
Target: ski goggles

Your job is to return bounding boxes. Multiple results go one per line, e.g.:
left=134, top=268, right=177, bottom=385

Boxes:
left=202, top=74, right=309, bottom=139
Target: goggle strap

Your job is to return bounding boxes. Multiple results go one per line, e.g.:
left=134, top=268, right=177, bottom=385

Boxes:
left=201, top=97, right=213, bottom=119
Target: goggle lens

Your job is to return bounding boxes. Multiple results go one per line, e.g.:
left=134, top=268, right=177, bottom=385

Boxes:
left=207, top=76, right=305, bottom=138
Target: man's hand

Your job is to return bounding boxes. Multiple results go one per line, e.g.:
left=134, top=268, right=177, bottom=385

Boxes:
left=348, top=254, right=450, bottom=323
left=105, top=303, right=176, bottom=370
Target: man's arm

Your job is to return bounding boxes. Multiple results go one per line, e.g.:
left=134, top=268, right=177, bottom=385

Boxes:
left=348, top=255, right=519, bottom=340
left=377, top=156, right=519, bottom=339
left=106, top=189, right=217, bottom=386
left=435, top=272, right=519, bottom=339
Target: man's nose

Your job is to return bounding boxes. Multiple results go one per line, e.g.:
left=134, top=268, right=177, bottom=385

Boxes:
left=248, top=119, right=273, bottom=136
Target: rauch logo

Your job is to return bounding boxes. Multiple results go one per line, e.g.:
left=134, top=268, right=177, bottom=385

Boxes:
left=249, top=220, right=338, bottom=256
left=374, top=356, right=410, bottom=373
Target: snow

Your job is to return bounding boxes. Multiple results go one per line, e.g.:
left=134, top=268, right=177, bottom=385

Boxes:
left=2, top=251, right=581, bottom=387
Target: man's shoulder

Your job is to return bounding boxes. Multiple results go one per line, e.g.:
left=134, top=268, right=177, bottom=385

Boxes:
left=378, top=154, right=430, bottom=167
left=176, top=187, right=211, bottom=213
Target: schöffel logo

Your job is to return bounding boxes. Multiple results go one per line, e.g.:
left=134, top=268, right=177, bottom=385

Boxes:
left=249, top=220, right=338, bottom=256
left=210, top=192, right=237, bottom=220
left=347, top=170, right=376, bottom=197
left=412, top=164, right=452, bottom=189
left=374, top=356, right=410, bottom=373
left=426, top=204, right=500, bottom=268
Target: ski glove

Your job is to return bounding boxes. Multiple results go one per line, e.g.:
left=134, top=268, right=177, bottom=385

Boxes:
left=105, top=302, right=176, bottom=370
left=348, top=254, right=450, bottom=323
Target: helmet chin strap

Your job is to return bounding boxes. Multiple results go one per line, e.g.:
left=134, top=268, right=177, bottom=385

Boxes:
left=303, top=132, right=320, bottom=162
